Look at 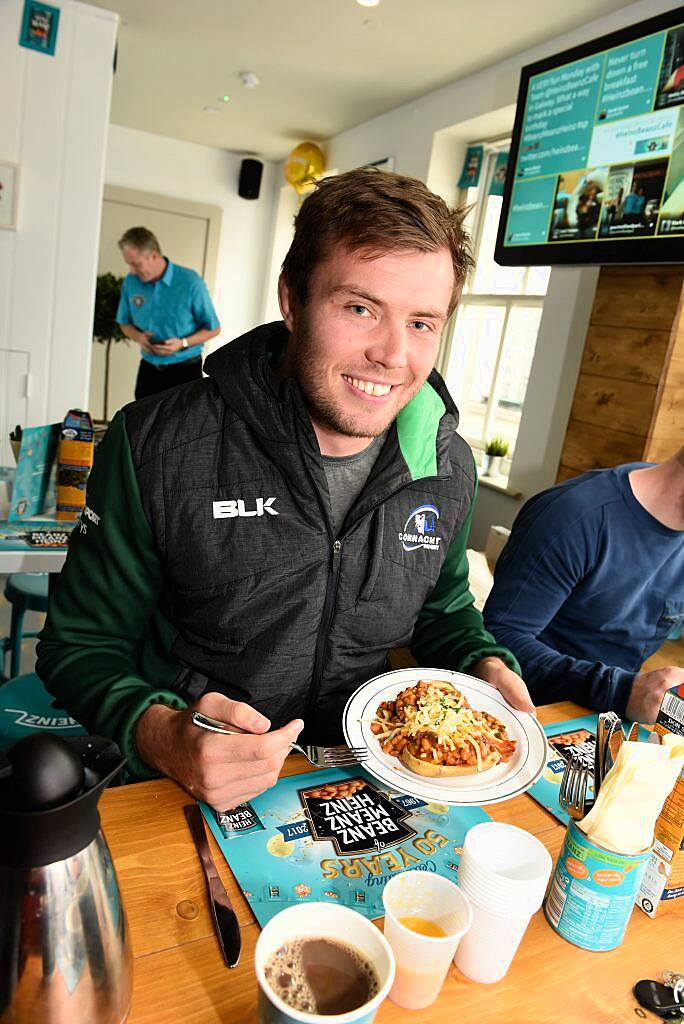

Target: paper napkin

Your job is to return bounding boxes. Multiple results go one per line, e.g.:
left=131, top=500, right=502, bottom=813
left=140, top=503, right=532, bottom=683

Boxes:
left=579, top=737, right=684, bottom=855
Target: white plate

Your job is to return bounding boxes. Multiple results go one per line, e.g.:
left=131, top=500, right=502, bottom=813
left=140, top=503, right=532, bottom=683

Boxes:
left=343, top=667, right=548, bottom=807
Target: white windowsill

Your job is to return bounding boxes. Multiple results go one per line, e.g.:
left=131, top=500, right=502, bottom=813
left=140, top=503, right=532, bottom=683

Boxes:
left=478, top=475, right=523, bottom=499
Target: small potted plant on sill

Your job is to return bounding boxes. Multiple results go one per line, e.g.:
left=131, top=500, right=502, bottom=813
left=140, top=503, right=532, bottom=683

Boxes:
left=482, top=436, right=509, bottom=477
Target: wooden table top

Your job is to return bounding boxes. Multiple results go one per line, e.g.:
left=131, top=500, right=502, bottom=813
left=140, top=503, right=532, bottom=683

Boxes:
left=100, top=701, right=683, bottom=1024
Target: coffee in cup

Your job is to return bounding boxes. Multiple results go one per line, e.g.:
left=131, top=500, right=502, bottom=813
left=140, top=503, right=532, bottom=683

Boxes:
left=264, top=937, right=379, bottom=1015
left=255, top=903, right=395, bottom=1024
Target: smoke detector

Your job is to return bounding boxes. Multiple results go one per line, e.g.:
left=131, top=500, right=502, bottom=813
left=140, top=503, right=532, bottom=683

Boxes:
left=240, top=71, right=260, bottom=89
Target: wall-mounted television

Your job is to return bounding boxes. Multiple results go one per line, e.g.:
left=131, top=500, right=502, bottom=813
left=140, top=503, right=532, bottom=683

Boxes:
left=495, top=6, right=684, bottom=266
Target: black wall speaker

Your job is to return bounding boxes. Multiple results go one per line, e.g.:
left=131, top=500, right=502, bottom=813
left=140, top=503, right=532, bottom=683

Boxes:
left=239, top=158, right=263, bottom=200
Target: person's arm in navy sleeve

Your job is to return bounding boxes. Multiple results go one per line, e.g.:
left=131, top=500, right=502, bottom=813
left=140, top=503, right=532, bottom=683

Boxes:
left=482, top=507, right=635, bottom=715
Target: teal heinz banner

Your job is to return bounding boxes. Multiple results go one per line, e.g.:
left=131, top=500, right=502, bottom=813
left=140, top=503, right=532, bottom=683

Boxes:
left=489, top=151, right=509, bottom=196
left=458, top=145, right=484, bottom=189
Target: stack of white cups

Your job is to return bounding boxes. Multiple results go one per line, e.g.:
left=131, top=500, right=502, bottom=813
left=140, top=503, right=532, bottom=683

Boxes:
left=454, top=822, right=553, bottom=984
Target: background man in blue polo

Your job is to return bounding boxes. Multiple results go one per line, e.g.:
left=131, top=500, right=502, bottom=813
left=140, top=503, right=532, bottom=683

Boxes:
left=116, top=226, right=221, bottom=399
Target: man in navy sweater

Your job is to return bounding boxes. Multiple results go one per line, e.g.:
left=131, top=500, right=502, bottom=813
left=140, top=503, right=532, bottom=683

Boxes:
left=483, top=448, right=684, bottom=723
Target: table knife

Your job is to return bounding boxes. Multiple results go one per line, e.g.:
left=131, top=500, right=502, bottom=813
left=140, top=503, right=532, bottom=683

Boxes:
left=184, top=803, right=241, bottom=968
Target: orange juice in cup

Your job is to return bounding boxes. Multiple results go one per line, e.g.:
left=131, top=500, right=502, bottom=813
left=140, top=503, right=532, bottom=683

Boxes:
left=382, top=871, right=473, bottom=1010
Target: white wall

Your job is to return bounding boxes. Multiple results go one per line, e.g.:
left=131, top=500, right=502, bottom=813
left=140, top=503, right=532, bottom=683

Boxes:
left=105, top=125, right=278, bottom=352
left=261, top=183, right=300, bottom=324
left=0, top=0, right=117, bottom=432
left=322, top=0, right=676, bottom=543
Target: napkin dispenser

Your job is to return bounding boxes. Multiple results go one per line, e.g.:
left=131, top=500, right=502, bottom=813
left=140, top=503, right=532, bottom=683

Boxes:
left=0, top=734, right=132, bottom=1024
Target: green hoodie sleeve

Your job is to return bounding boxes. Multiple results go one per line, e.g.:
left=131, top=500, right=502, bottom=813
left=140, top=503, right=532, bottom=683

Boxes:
left=36, top=411, right=187, bottom=778
left=410, top=479, right=521, bottom=676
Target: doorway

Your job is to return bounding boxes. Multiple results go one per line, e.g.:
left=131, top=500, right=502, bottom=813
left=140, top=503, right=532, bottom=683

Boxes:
left=90, top=185, right=222, bottom=420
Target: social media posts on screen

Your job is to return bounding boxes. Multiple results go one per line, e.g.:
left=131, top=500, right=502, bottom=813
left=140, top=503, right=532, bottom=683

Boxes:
left=503, top=18, right=684, bottom=248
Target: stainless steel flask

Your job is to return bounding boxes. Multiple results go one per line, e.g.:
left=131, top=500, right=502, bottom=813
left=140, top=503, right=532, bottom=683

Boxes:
left=0, top=734, right=132, bottom=1024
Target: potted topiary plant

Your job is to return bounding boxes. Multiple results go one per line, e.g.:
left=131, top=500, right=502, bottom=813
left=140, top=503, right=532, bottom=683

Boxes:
left=482, top=436, right=509, bottom=477
left=92, top=272, right=126, bottom=422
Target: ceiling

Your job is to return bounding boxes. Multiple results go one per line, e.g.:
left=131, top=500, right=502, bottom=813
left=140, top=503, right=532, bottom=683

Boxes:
left=92, top=0, right=631, bottom=161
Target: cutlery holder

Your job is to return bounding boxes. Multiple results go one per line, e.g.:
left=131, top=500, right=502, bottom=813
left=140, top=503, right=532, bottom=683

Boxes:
left=544, top=820, right=651, bottom=950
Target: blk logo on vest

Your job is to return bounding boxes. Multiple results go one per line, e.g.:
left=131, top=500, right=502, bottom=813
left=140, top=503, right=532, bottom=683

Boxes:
left=399, top=503, right=441, bottom=552
left=213, top=498, right=279, bottom=519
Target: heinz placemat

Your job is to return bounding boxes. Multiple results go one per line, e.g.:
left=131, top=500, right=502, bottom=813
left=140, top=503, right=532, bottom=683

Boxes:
left=201, top=766, right=490, bottom=926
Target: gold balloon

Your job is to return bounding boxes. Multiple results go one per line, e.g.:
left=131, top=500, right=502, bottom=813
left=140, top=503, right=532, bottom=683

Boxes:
left=284, top=142, right=326, bottom=195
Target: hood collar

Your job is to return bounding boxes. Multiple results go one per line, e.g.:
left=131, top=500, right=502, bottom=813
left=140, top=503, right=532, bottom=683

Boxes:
left=203, top=321, right=460, bottom=481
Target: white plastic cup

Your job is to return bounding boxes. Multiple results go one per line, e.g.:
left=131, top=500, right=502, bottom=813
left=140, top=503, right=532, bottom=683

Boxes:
left=453, top=887, right=533, bottom=984
left=453, top=822, right=552, bottom=984
left=254, top=903, right=395, bottom=1024
left=458, top=822, right=552, bottom=910
left=382, top=870, right=473, bottom=1010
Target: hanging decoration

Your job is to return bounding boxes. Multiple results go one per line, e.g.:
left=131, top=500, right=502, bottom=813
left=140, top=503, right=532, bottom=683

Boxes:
left=19, top=1, right=60, bottom=56
left=457, top=145, right=484, bottom=190
left=489, top=151, right=509, bottom=197
left=284, top=142, right=326, bottom=195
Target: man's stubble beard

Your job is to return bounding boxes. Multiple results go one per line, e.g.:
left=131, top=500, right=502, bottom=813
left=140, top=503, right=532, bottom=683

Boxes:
left=291, top=319, right=422, bottom=440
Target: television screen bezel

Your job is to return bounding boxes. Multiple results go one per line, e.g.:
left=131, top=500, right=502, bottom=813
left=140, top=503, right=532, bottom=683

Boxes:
left=494, top=5, right=684, bottom=267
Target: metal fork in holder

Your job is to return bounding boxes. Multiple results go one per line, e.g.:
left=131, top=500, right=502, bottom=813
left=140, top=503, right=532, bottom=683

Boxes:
left=559, top=752, right=593, bottom=821
left=191, top=711, right=368, bottom=768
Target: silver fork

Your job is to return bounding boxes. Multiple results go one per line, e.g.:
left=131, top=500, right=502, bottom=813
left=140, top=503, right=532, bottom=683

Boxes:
left=191, top=711, right=368, bottom=768
left=559, top=752, right=592, bottom=821
left=595, top=711, right=620, bottom=797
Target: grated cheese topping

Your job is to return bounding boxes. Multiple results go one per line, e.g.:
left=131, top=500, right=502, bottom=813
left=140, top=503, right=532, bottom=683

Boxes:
left=371, top=681, right=507, bottom=769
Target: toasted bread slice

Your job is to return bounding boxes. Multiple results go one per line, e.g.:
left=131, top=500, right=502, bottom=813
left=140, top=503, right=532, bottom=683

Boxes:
left=399, top=746, right=501, bottom=777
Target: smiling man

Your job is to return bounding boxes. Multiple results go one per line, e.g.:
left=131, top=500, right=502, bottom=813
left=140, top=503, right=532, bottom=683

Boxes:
left=37, top=169, right=533, bottom=809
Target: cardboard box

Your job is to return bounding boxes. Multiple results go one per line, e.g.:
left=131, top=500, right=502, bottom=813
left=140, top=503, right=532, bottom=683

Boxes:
left=56, top=409, right=93, bottom=521
left=636, top=684, right=684, bottom=916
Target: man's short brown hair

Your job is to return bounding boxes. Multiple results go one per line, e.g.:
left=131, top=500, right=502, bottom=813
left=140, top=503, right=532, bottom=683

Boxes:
left=118, top=227, right=161, bottom=254
left=281, top=168, right=473, bottom=316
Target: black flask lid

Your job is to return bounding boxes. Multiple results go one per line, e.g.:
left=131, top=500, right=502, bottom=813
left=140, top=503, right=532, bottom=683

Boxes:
left=0, top=735, right=126, bottom=867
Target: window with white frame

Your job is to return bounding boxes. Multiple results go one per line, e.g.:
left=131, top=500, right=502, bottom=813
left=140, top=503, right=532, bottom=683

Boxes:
left=442, top=141, right=551, bottom=475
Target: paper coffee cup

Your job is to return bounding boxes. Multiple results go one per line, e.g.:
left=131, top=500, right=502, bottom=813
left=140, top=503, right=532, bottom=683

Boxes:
left=255, top=903, right=395, bottom=1024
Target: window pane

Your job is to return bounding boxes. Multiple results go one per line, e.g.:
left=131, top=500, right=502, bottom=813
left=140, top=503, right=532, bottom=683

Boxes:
left=489, top=305, right=542, bottom=452
left=471, top=195, right=526, bottom=296
left=525, top=264, right=551, bottom=295
left=445, top=304, right=506, bottom=443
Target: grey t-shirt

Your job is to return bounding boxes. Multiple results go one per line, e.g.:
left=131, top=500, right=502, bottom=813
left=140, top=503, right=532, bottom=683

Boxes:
left=321, top=431, right=388, bottom=535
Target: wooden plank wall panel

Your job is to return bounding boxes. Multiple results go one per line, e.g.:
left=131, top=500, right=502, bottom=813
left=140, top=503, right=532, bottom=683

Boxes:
left=557, top=267, right=684, bottom=482
left=568, top=375, right=656, bottom=436
left=579, top=325, right=670, bottom=385
left=561, top=420, right=644, bottom=474
left=590, top=267, right=684, bottom=331
left=556, top=464, right=581, bottom=483
left=645, top=387, right=684, bottom=460
left=644, top=288, right=684, bottom=463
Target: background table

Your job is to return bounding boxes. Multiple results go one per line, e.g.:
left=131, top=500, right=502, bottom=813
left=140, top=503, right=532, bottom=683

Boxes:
left=100, top=701, right=683, bottom=1023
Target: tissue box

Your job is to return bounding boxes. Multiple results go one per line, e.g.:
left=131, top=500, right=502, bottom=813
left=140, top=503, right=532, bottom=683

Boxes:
left=636, top=685, right=684, bottom=916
